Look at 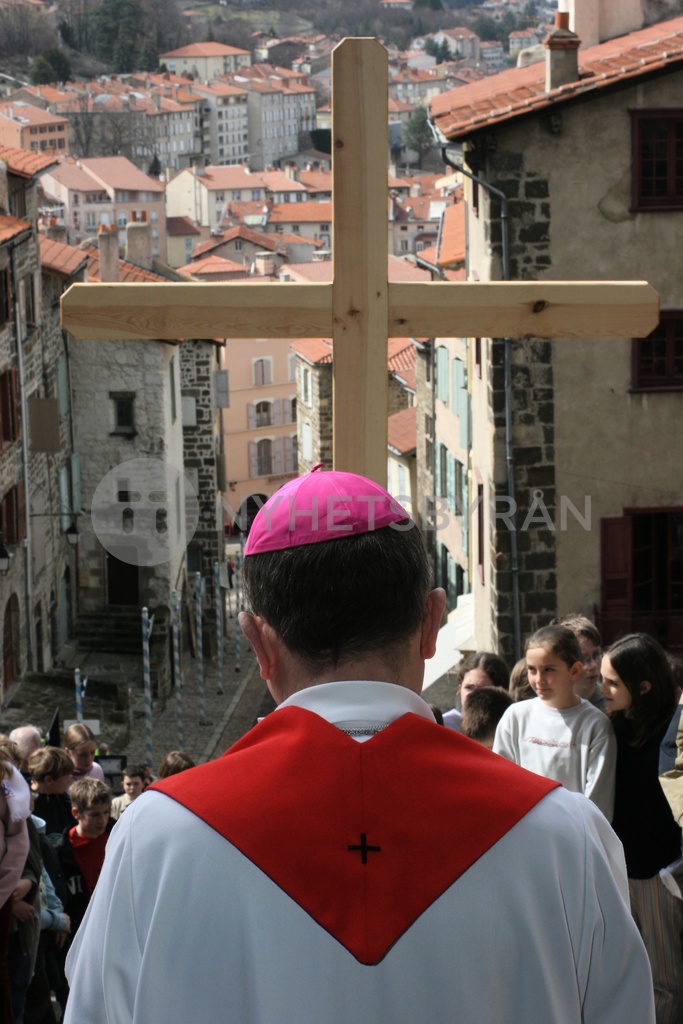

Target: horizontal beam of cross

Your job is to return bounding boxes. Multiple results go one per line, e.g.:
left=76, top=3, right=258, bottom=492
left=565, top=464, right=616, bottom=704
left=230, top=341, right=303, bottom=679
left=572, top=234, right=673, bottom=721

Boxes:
left=60, top=280, right=659, bottom=341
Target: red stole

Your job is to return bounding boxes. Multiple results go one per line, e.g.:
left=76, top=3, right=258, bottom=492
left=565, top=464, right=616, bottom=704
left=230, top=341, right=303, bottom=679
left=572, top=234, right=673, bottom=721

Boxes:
left=151, top=707, right=558, bottom=964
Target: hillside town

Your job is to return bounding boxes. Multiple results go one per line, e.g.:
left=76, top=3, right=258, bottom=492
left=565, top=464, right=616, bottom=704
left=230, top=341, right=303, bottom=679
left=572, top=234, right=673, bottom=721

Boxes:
left=0, top=0, right=683, bottom=1017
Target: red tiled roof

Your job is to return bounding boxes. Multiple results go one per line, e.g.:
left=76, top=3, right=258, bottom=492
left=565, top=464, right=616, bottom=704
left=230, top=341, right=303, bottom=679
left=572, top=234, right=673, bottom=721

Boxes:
left=193, top=224, right=280, bottom=257
left=268, top=201, right=332, bottom=223
left=177, top=255, right=246, bottom=277
left=388, top=338, right=416, bottom=391
left=167, top=216, right=201, bottom=237
left=278, top=256, right=430, bottom=283
left=289, top=337, right=333, bottom=364
left=0, top=102, right=66, bottom=126
left=0, top=145, right=59, bottom=178
left=388, top=405, right=417, bottom=455
left=291, top=337, right=416, bottom=384
left=160, top=43, right=250, bottom=58
left=82, top=244, right=166, bottom=283
left=438, top=201, right=465, bottom=267
left=432, top=15, right=683, bottom=139
left=0, top=215, right=31, bottom=245
left=39, top=236, right=88, bottom=277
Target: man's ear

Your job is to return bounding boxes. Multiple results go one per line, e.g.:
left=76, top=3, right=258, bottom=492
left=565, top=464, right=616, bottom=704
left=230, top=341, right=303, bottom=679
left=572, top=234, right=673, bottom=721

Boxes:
left=239, top=612, right=273, bottom=682
left=420, top=588, right=446, bottom=661
left=639, top=679, right=652, bottom=696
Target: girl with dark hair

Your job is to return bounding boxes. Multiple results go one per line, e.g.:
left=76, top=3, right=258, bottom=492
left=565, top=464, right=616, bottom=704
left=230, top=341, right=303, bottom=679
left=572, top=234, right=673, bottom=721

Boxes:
left=493, top=625, right=616, bottom=820
left=601, top=633, right=682, bottom=1024
left=442, top=651, right=510, bottom=731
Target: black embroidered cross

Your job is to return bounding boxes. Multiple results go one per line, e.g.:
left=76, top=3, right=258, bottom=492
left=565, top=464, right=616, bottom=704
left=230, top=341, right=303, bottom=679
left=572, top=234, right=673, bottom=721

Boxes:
left=347, top=832, right=382, bottom=864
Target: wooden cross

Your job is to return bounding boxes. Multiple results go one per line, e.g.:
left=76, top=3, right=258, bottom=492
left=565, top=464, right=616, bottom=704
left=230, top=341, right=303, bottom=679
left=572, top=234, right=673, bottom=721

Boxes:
left=61, top=38, right=658, bottom=487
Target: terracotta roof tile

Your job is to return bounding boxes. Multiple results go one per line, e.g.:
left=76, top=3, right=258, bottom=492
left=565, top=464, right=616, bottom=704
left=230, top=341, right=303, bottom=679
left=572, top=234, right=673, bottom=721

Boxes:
left=177, top=254, right=247, bottom=277
left=0, top=102, right=66, bottom=126
left=432, top=15, right=683, bottom=139
left=160, top=43, right=250, bottom=58
left=0, top=215, right=31, bottom=245
left=292, top=336, right=416, bottom=388
left=167, top=216, right=201, bottom=237
left=268, top=201, right=332, bottom=223
left=0, top=145, right=59, bottom=178
left=80, top=157, right=165, bottom=193
left=39, top=236, right=88, bottom=277
left=278, top=256, right=430, bottom=283
left=388, top=406, right=417, bottom=455
left=82, top=243, right=166, bottom=283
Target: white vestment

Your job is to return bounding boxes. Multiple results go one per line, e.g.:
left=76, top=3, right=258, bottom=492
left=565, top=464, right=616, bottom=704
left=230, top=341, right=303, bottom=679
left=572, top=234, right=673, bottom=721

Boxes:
left=65, top=681, right=654, bottom=1024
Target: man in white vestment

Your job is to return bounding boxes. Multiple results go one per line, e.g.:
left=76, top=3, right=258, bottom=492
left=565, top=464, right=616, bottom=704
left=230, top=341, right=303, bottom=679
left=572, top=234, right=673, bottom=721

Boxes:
left=64, top=468, right=655, bottom=1024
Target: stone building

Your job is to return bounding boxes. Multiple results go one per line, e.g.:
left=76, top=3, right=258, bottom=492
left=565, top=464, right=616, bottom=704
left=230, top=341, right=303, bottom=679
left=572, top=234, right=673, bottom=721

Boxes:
left=66, top=223, right=224, bottom=689
left=431, top=8, right=683, bottom=658
left=0, top=145, right=82, bottom=696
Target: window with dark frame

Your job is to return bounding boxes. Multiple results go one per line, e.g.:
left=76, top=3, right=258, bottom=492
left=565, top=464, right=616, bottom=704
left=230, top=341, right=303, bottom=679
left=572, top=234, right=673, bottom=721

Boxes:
left=110, top=393, right=136, bottom=435
left=0, top=268, right=10, bottom=326
left=0, top=368, right=19, bottom=446
left=632, top=110, right=683, bottom=211
left=633, top=313, right=683, bottom=390
left=257, top=438, right=273, bottom=476
left=476, top=482, right=484, bottom=584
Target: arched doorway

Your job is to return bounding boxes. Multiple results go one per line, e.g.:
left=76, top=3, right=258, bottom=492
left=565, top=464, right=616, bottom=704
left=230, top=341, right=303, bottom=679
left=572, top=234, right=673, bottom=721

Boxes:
left=3, top=593, right=20, bottom=693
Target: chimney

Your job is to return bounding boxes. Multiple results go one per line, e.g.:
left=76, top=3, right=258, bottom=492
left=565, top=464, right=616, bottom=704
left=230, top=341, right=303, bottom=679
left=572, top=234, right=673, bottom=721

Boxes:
left=560, top=0, right=644, bottom=49
left=125, top=220, right=152, bottom=269
left=98, top=224, right=119, bottom=283
left=46, top=217, right=67, bottom=244
left=545, top=12, right=581, bottom=91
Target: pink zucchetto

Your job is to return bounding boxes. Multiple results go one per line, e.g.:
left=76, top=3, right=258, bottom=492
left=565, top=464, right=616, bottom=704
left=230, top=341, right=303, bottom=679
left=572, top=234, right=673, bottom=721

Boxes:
left=244, top=464, right=410, bottom=555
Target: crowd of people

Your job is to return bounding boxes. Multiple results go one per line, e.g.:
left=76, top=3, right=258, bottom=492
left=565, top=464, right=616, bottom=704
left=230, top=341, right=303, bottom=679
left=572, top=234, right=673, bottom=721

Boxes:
left=430, top=617, right=683, bottom=1024
left=0, top=467, right=681, bottom=1022
left=0, top=723, right=195, bottom=1023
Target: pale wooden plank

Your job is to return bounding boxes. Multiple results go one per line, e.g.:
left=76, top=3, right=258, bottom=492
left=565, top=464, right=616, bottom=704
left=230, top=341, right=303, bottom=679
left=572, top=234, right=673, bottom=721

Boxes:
left=332, top=38, right=389, bottom=485
left=388, top=281, right=660, bottom=339
left=60, top=282, right=334, bottom=340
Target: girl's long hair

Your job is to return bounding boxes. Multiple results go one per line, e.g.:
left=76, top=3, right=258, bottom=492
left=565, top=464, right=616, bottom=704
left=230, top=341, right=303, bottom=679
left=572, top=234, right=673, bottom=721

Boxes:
left=605, top=633, right=677, bottom=747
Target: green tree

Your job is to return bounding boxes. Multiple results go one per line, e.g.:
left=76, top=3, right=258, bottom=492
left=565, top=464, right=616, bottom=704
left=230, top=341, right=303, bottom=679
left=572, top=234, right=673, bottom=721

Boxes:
left=29, top=55, right=56, bottom=85
left=41, top=47, right=72, bottom=80
left=402, top=106, right=433, bottom=168
left=148, top=152, right=161, bottom=177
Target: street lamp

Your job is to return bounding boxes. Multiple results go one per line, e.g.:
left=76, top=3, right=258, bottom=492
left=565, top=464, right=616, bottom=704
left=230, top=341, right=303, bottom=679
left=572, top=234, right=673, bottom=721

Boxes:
left=65, top=520, right=80, bottom=547
left=29, top=512, right=80, bottom=546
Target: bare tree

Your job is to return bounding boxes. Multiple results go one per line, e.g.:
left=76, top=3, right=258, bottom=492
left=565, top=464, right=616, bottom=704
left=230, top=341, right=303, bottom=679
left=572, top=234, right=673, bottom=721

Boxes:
left=0, top=6, right=57, bottom=60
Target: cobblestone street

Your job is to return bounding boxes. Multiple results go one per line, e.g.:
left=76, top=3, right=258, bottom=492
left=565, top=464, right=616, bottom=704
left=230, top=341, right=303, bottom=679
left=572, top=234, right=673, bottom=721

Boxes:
left=0, top=592, right=277, bottom=780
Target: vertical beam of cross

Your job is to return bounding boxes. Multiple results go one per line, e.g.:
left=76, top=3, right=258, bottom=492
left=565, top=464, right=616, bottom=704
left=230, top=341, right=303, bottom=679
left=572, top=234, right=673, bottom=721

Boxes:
left=332, top=39, right=389, bottom=485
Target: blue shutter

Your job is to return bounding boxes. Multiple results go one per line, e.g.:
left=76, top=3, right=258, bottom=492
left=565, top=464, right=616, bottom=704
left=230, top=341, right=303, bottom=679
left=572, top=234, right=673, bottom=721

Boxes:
left=58, top=466, right=70, bottom=532
left=436, top=347, right=449, bottom=403
left=434, top=442, right=442, bottom=497
left=57, top=357, right=69, bottom=418
left=247, top=404, right=256, bottom=429
left=248, top=442, right=257, bottom=477
left=70, top=452, right=81, bottom=514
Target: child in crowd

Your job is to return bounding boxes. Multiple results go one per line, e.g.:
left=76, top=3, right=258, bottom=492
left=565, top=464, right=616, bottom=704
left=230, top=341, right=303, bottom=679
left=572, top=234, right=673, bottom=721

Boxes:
left=48, top=778, right=113, bottom=939
left=0, top=738, right=31, bottom=1024
left=601, top=633, right=682, bottom=1024
left=509, top=658, right=534, bottom=701
left=62, top=726, right=104, bottom=791
left=560, top=615, right=607, bottom=711
left=28, top=748, right=74, bottom=839
left=110, top=766, right=145, bottom=821
left=461, top=687, right=513, bottom=749
left=493, top=624, right=616, bottom=820
left=157, top=751, right=195, bottom=780
left=443, top=651, right=510, bottom=731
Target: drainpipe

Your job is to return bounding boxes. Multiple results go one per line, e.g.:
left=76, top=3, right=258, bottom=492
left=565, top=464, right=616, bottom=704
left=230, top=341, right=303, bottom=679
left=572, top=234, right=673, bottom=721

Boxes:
left=10, top=242, right=35, bottom=671
left=430, top=130, right=521, bottom=662
left=411, top=251, right=445, bottom=587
